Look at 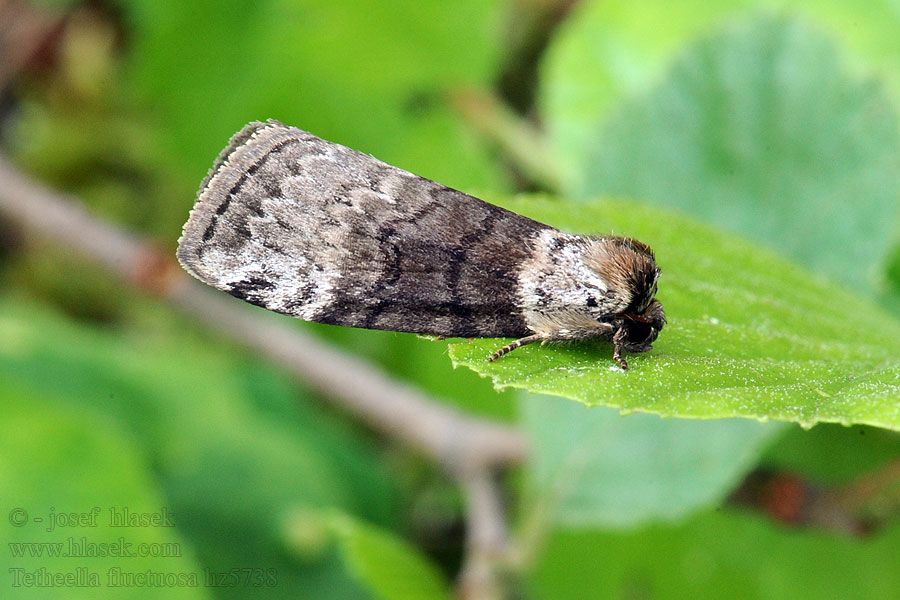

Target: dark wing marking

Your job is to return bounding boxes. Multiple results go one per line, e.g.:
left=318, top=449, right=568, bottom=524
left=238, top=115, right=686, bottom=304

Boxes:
left=177, top=120, right=550, bottom=337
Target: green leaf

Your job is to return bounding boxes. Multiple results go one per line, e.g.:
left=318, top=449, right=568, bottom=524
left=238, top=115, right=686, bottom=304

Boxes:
left=539, top=0, right=748, bottom=184
left=0, top=383, right=209, bottom=600
left=0, top=295, right=398, bottom=599
left=540, top=1, right=900, bottom=191
left=544, top=11, right=900, bottom=291
left=449, top=195, right=900, bottom=430
left=120, top=0, right=508, bottom=200
left=521, top=395, right=784, bottom=528
left=327, top=514, right=453, bottom=600
left=887, top=244, right=900, bottom=298
left=530, top=508, right=900, bottom=600
left=584, top=14, right=900, bottom=290
left=761, top=423, right=900, bottom=483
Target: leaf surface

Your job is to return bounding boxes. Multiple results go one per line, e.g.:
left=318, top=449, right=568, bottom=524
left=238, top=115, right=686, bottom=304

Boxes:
left=450, top=196, right=900, bottom=430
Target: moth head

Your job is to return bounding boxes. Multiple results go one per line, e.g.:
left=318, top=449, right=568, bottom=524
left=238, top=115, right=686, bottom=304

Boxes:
left=584, top=236, right=665, bottom=350
left=619, top=299, right=665, bottom=351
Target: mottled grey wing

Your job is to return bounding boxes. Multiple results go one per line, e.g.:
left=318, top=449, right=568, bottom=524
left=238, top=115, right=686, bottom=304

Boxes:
left=177, top=120, right=550, bottom=337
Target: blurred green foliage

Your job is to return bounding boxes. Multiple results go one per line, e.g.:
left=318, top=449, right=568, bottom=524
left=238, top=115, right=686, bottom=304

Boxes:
left=519, top=394, right=781, bottom=528
left=532, top=511, right=900, bottom=599
left=3, top=0, right=900, bottom=598
left=579, top=15, right=900, bottom=292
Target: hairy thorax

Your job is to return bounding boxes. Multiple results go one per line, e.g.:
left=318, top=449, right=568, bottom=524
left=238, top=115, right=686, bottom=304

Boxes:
left=517, top=230, right=661, bottom=341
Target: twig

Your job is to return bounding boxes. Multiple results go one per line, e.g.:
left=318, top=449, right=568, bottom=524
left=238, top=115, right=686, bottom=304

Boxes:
left=457, top=469, right=510, bottom=600
left=0, top=0, right=66, bottom=89
left=495, top=0, right=579, bottom=113
left=0, top=154, right=527, bottom=595
left=168, top=278, right=527, bottom=472
left=450, top=86, right=566, bottom=193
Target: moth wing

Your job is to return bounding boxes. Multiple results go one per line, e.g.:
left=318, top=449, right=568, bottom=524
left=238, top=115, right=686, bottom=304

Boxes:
left=177, top=120, right=549, bottom=337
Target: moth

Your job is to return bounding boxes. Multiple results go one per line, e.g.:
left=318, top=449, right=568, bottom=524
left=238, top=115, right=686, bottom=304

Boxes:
left=177, top=120, right=665, bottom=369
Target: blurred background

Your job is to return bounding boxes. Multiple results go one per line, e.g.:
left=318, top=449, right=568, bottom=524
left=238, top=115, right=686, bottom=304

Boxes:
left=2, top=0, right=900, bottom=598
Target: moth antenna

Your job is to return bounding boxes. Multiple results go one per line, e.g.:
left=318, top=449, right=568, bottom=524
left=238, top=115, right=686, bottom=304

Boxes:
left=487, top=334, right=544, bottom=362
left=612, top=327, right=628, bottom=370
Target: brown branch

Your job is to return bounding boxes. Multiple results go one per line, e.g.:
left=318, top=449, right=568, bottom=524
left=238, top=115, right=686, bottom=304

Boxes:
left=457, top=470, right=510, bottom=600
left=450, top=86, right=566, bottom=193
left=729, top=460, right=900, bottom=536
left=0, top=154, right=527, bottom=595
left=495, top=0, right=580, bottom=114
left=0, top=0, right=66, bottom=88
left=168, top=278, right=527, bottom=472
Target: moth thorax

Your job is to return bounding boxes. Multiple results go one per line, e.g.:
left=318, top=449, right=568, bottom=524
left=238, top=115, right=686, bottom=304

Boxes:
left=583, top=236, right=659, bottom=313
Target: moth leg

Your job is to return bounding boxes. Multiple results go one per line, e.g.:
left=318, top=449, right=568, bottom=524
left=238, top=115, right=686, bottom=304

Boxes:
left=612, top=327, right=629, bottom=370
left=487, top=334, right=544, bottom=362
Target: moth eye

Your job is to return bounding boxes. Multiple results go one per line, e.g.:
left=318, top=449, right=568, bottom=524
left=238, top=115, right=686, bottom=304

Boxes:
left=586, top=297, right=598, bottom=308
